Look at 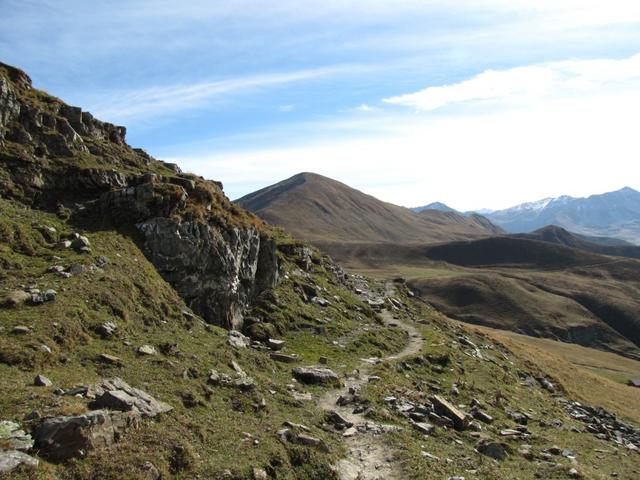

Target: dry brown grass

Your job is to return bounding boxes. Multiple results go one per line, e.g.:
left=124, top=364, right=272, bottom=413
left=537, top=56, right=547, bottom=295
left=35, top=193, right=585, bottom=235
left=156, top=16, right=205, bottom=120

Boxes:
left=470, top=323, right=640, bottom=424
left=236, top=172, right=499, bottom=244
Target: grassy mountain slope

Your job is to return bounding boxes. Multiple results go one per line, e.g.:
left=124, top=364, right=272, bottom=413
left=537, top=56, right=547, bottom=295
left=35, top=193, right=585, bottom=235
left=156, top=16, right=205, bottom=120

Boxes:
left=2, top=61, right=640, bottom=480
left=325, top=232, right=640, bottom=359
left=515, top=225, right=640, bottom=259
left=236, top=172, right=502, bottom=245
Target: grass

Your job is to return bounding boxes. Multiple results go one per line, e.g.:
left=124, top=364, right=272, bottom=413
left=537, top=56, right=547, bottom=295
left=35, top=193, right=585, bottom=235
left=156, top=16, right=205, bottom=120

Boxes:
left=353, top=300, right=640, bottom=480
left=0, top=197, right=408, bottom=479
left=1, top=197, right=639, bottom=478
left=469, top=324, right=640, bottom=425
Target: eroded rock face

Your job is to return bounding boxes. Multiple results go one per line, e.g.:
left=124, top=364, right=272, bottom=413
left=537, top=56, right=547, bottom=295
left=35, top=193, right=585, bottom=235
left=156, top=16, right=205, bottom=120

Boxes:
left=0, top=76, right=20, bottom=138
left=137, top=218, right=278, bottom=329
left=1, top=62, right=279, bottom=331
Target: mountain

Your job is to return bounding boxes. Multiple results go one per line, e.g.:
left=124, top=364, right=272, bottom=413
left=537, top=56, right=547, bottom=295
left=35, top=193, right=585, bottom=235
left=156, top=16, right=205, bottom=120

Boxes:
left=3, top=60, right=640, bottom=480
left=411, top=201, right=458, bottom=213
left=480, top=187, right=640, bottom=244
left=515, top=225, right=640, bottom=260
left=236, top=172, right=502, bottom=245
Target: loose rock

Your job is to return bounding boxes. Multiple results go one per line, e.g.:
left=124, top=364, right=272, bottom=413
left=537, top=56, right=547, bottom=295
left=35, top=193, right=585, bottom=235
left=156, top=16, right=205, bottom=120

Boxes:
left=431, top=395, right=470, bottom=430
left=228, top=330, right=250, bottom=348
left=292, top=366, right=339, bottom=385
left=34, top=374, right=52, bottom=387
left=137, top=344, right=157, bottom=356
left=271, top=353, right=300, bottom=363
left=476, top=440, right=508, bottom=460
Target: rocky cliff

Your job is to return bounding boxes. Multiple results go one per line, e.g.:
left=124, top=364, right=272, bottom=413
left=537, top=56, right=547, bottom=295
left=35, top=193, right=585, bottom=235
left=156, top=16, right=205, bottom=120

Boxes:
left=0, top=61, right=277, bottom=330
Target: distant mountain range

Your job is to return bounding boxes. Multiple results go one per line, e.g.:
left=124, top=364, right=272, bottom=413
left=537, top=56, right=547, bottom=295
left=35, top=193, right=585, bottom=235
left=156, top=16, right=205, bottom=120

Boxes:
left=414, top=187, right=640, bottom=244
left=237, top=173, right=640, bottom=359
left=236, top=172, right=502, bottom=245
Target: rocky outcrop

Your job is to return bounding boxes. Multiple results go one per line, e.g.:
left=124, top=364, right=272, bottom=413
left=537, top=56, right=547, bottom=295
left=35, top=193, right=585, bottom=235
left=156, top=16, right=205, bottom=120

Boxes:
left=59, top=105, right=126, bottom=146
left=137, top=218, right=278, bottom=329
left=33, top=377, right=172, bottom=461
left=0, top=76, right=20, bottom=139
left=0, top=421, right=38, bottom=473
left=0, top=62, right=140, bottom=207
left=33, top=409, right=141, bottom=461
left=1, top=61, right=279, bottom=331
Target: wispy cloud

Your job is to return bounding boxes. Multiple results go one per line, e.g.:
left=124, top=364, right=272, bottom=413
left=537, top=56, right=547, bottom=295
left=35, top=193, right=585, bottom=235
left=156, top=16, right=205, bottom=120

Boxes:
left=354, top=103, right=374, bottom=112
left=172, top=52, right=640, bottom=210
left=91, top=65, right=363, bottom=122
left=384, top=53, right=640, bottom=111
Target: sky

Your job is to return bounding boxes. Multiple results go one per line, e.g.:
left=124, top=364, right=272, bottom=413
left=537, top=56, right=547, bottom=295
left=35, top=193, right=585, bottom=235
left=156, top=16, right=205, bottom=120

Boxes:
left=1, top=0, right=640, bottom=211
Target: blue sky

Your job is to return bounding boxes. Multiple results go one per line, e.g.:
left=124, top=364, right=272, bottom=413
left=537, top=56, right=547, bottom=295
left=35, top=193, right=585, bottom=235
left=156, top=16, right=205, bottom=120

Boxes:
left=1, top=0, right=640, bottom=210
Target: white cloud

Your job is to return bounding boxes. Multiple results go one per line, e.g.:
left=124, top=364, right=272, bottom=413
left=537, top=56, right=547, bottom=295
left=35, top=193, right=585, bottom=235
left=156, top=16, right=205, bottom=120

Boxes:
left=174, top=53, right=640, bottom=210
left=354, top=103, right=374, bottom=112
left=91, top=64, right=363, bottom=122
left=384, top=54, right=640, bottom=111
left=279, top=104, right=295, bottom=112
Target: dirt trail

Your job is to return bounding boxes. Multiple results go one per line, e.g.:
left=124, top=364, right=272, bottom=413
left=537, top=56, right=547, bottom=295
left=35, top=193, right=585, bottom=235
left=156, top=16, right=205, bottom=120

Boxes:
left=318, top=284, right=424, bottom=480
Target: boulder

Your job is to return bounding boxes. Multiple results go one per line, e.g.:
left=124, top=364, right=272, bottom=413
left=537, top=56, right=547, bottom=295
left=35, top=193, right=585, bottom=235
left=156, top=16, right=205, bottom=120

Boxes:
left=476, top=439, right=508, bottom=460
left=431, top=395, right=470, bottom=431
left=228, top=330, right=250, bottom=348
left=33, top=409, right=141, bottom=460
left=253, top=467, right=268, bottom=480
left=278, top=428, right=329, bottom=452
left=473, top=409, right=494, bottom=424
left=326, top=411, right=354, bottom=429
left=413, top=422, right=435, bottom=435
left=71, top=235, right=91, bottom=250
left=267, top=338, right=285, bottom=351
left=137, top=344, right=157, bottom=356
left=93, top=377, right=172, bottom=417
left=98, top=353, right=122, bottom=365
left=0, top=420, right=38, bottom=472
left=539, top=377, right=555, bottom=392
left=94, top=390, right=137, bottom=412
left=246, top=322, right=276, bottom=342
left=292, top=366, right=339, bottom=386
left=34, top=374, right=52, bottom=387
left=96, top=321, right=117, bottom=338
left=271, top=353, right=300, bottom=363
left=0, top=421, right=34, bottom=451
left=0, top=450, right=39, bottom=473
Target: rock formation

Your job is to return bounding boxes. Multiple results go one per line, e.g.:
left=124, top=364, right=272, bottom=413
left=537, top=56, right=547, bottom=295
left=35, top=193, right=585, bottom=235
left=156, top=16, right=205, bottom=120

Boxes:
left=0, top=61, right=278, bottom=330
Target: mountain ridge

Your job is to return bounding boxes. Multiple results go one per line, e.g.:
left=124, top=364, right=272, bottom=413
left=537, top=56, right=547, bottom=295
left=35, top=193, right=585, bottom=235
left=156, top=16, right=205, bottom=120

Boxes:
left=236, top=172, right=503, bottom=245
left=477, top=186, right=640, bottom=243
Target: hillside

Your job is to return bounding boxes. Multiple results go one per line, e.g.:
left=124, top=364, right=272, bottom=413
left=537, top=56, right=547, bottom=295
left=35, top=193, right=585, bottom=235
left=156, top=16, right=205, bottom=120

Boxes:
left=2, top=61, right=640, bottom=480
left=329, top=234, right=640, bottom=360
left=515, top=225, right=640, bottom=259
left=480, top=187, right=640, bottom=244
left=236, top=172, right=502, bottom=245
